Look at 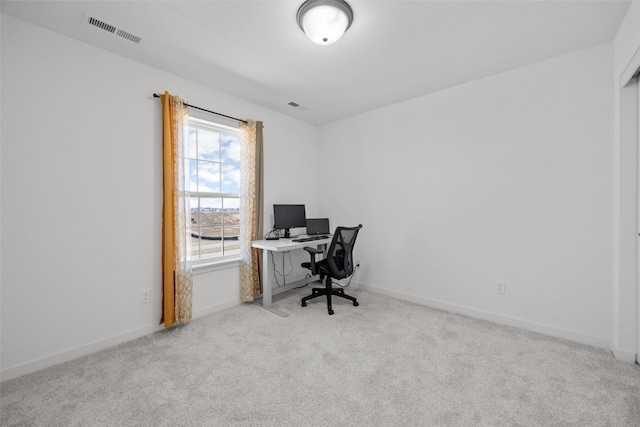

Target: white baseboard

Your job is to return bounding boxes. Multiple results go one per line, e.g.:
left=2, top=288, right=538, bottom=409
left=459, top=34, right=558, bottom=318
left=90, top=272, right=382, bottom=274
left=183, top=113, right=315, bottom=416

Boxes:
left=1, top=298, right=241, bottom=383
left=192, top=298, right=240, bottom=319
left=612, top=346, right=637, bottom=363
left=1, top=324, right=161, bottom=382
left=357, top=283, right=613, bottom=353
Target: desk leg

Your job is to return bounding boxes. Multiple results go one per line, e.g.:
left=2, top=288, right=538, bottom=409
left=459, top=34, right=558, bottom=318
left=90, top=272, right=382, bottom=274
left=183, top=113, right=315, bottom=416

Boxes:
left=261, top=249, right=272, bottom=308
left=255, top=249, right=289, bottom=317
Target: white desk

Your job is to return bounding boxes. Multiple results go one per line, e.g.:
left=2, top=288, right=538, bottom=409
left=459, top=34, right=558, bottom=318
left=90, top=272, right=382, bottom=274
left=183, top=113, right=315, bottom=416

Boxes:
left=252, top=236, right=332, bottom=316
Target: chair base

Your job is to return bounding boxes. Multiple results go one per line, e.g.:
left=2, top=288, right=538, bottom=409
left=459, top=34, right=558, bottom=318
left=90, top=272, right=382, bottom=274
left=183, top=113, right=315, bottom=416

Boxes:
left=301, top=277, right=359, bottom=315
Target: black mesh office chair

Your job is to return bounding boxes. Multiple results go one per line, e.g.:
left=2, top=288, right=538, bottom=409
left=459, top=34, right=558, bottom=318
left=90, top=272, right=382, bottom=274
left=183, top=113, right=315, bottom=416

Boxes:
left=301, top=225, right=362, bottom=315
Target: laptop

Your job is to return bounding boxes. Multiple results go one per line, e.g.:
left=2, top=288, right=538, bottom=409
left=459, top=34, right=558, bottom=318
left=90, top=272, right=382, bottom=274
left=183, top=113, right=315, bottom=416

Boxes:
left=306, top=218, right=331, bottom=237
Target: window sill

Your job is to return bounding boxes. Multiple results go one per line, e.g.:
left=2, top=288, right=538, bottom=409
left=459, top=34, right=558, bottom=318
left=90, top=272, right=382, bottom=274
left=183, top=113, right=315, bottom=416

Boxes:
left=193, top=257, right=241, bottom=274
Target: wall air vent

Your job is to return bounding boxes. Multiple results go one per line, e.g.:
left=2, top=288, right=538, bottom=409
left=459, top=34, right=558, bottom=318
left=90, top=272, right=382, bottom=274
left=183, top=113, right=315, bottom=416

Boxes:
left=84, top=14, right=142, bottom=44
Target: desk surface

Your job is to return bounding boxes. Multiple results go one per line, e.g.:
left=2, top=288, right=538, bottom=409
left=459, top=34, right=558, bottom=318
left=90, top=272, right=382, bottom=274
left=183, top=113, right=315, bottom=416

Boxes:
left=252, top=236, right=332, bottom=252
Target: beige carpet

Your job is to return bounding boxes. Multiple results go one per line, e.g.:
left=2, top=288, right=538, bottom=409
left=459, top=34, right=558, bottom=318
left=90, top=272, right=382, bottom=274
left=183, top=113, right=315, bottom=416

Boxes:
left=2, top=287, right=639, bottom=426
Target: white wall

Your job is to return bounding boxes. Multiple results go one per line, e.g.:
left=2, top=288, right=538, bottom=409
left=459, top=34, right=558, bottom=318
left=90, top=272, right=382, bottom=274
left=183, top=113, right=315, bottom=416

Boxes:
left=1, top=6, right=631, bottom=381
left=317, top=43, right=615, bottom=349
left=0, top=9, right=4, bottom=376
left=614, top=0, right=640, bottom=76
left=0, top=14, right=317, bottom=381
left=613, top=0, right=640, bottom=363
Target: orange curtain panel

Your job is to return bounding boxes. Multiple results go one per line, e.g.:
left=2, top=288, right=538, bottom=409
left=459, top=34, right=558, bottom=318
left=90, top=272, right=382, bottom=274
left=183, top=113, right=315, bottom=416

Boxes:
left=159, top=91, right=192, bottom=327
left=239, top=120, right=264, bottom=302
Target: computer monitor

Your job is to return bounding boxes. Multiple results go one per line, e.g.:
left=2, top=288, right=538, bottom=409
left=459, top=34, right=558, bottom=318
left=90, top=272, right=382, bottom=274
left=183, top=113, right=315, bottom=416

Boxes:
left=306, top=218, right=330, bottom=236
left=273, top=204, right=306, bottom=238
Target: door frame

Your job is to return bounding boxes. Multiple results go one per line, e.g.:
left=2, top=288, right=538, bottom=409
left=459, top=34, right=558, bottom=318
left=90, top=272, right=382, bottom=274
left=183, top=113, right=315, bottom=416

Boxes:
left=616, top=51, right=640, bottom=363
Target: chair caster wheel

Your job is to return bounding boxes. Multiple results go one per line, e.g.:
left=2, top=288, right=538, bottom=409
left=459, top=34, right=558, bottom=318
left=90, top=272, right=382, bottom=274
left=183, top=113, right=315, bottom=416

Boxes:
left=328, top=309, right=334, bottom=315
left=353, top=302, right=359, bottom=306
left=302, top=301, right=307, bottom=307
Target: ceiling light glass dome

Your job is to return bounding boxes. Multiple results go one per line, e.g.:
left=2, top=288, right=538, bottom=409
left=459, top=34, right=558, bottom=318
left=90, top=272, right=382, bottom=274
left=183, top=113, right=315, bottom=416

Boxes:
left=297, top=0, right=354, bottom=45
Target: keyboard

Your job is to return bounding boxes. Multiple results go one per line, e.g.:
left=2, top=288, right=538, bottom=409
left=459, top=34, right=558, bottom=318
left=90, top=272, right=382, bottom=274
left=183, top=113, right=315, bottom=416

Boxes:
left=292, top=235, right=330, bottom=242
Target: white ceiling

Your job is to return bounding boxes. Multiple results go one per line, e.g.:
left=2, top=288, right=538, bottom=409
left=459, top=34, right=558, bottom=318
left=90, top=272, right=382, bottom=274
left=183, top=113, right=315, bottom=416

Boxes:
left=1, top=0, right=631, bottom=125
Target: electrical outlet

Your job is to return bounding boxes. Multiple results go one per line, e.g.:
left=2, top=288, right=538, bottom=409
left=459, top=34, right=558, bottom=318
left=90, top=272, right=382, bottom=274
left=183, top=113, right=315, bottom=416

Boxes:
left=495, top=281, right=506, bottom=295
left=141, top=289, right=151, bottom=304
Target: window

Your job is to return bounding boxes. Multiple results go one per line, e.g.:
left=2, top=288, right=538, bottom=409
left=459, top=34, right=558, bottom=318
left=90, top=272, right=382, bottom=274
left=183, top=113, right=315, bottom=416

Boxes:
left=186, top=116, right=241, bottom=263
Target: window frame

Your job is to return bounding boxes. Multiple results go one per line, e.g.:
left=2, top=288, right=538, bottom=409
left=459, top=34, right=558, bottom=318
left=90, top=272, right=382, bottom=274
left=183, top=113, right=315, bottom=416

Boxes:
left=185, top=115, right=242, bottom=268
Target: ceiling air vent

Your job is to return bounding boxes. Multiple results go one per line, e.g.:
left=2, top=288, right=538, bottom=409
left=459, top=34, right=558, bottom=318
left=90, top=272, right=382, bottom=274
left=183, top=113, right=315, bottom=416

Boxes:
left=87, top=16, right=116, bottom=34
left=287, top=101, right=308, bottom=111
left=116, top=29, right=142, bottom=44
left=84, top=14, right=142, bottom=44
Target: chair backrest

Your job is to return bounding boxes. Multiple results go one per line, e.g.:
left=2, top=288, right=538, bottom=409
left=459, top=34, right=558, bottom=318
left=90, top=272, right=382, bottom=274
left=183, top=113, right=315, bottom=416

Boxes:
left=326, top=225, right=363, bottom=280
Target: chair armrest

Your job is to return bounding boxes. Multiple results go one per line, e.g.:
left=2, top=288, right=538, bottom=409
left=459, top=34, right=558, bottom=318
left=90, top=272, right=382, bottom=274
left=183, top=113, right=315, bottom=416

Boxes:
left=303, top=246, right=323, bottom=276
left=303, top=247, right=323, bottom=255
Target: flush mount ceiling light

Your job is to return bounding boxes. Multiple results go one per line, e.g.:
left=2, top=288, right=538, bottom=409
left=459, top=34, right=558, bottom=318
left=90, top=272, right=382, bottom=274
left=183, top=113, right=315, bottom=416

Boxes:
left=296, top=0, right=354, bottom=45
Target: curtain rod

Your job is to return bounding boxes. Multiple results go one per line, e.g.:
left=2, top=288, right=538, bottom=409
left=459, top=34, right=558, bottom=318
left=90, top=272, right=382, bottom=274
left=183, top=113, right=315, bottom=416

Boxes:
left=153, top=93, right=248, bottom=124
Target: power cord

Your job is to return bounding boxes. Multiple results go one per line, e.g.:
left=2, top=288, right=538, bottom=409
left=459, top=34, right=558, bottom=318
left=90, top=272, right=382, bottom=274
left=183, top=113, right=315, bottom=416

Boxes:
left=295, top=265, right=361, bottom=289
left=332, top=264, right=360, bottom=288
left=271, top=250, right=293, bottom=287
left=294, top=273, right=323, bottom=289
left=264, top=229, right=280, bottom=240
